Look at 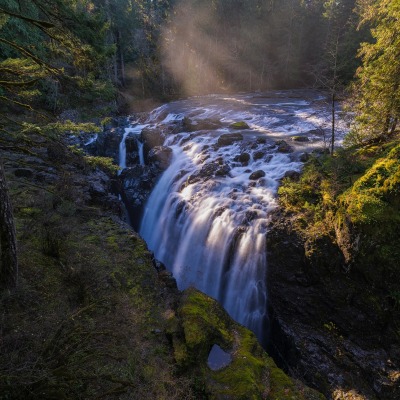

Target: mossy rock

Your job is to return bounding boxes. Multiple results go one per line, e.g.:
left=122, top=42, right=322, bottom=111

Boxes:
left=230, top=121, right=250, bottom=129
left=173, top=288, right=325, bottom=399
left=291, top=135, right=310, bottom=142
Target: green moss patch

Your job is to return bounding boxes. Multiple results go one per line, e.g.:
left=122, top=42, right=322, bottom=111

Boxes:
left=229, top=121, right=250, bottom=129
left=171, top=288, right=324, bottom=399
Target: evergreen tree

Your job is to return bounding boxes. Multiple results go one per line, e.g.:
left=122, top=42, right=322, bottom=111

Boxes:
left=0, top=0, right=111, bottom=288
left=350, top=0, right=400, bottom=144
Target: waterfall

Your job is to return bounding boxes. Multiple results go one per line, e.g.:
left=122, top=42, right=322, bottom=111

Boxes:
left=138, top=140, right=145, bottom=166
left=140, top=136, right=301, bottom=341
left=119, top=124, right=147, bottom=173
left=138, top=91, right=348, bottom=342
left=84, top=133, right=98, bottom=146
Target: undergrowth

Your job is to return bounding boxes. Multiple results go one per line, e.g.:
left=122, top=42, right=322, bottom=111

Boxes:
left=278, top=135, right=400, bottom=309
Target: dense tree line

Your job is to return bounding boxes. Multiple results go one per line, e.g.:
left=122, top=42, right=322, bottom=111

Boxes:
left=98, top=0, right=365, bottom=96
left=1, top=0, right=400, bottom=287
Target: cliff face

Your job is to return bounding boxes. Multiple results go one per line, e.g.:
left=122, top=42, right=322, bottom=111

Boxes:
left=266, top=213, right=400, bottom=400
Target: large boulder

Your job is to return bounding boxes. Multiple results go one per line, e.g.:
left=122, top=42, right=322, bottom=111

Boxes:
left=229, top=121, right=250, bottom=129
left=180, top=161, right=231, bottom=190
left=291, top=135, right=310, bottom=142
left=237, top=152, right=250, bottom=164
left=125, top=136, right=139, bottom=153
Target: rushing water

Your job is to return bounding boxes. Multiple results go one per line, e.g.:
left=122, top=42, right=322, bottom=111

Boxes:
left=135, top=90, right=348, bottom=342
left=119, top=123, right=147, bottom=172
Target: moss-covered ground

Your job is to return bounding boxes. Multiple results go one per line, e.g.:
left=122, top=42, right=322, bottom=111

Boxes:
left=0, top=149, right=195, bottom=399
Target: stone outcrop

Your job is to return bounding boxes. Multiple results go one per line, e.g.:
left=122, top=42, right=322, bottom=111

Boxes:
left=141, top=126, right=165, bottom=163
left=147, top=146, right=173, bottom=170
left=168, top=287, right=325, bottom=400
left=118, top=165, right=161, bottom=230
left=95, top=127, right=123, bottom=162
left=266, top=213, right=400, bottom=400
left=182, top=117, right=222, bottom=132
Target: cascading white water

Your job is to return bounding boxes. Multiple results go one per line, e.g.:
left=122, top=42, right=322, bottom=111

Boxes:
left=119, top=124, right=147, bottom=172
left=138, top=91, right=348, bottom=341
left=138, top=140, right=145, bottom=166
left=84, top=133, right=98, bottom=146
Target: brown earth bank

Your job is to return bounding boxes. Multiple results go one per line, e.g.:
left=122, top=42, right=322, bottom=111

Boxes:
left=266, top=211, right=400, bottom=400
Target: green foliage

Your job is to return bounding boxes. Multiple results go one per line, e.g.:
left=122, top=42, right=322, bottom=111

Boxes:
left=340, top=144, right=400, bottom=224
left=349, top=0, right=400, bottom=144
left=278, top=136, right=400, bottom=296
left=85, top=155, right=119, bottom=174
left=0, top=0, right=115, bottom=127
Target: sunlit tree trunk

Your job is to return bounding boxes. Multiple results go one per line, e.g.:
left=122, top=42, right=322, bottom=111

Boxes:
left=0, top=161, right=18, bottom=289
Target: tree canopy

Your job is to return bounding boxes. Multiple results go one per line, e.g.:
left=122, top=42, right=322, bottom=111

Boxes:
left=348, top=0, right=400, bottom=144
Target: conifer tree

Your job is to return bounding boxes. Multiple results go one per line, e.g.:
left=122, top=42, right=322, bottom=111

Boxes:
left=350, top=0, right=400, bottom=144
left=0, top=1, right=110, bottom=289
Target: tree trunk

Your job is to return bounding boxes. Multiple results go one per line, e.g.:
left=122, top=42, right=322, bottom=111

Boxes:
left=118, top=29, right=125, bottom=87
left=0, top=161, right=18, bottom=289
left=331, top=91, right=335, bottom=155
left=390, top=118, right=398, bottom=135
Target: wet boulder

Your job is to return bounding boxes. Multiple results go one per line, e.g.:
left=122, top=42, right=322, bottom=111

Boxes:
left=216, top=133, right=243, bottom=147
left=181, top=161, right=230, bottom=190
left=215, top=164, right=231, bottom=177
left=141, top=126, right=165, bottom=148
left=229, top=121, right=249, bottom=129
left=291, top=135, right=310, bottom=142
left=253, top=151, right=265, bottom=160
left=276, top=140, right=293, bottom=153
left=148, top=146, right=173, bottom=170
left=283, top=170, right=300, bottom=181
left=238, top=152, right=250, bottom=164
left=256, top=137, right=267, bottom=144
left=249, top=170, right=266, bottom=180
left=141, top=127, right=165, bottom=162
left=199, top=162, right=220, bottom=179
left=125, top=136, right=139, bottom=153
left=300, top=152, right=310, bottom=162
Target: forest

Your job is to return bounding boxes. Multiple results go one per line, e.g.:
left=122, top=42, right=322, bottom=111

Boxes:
left=0, top=0, right=399, bottom=399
